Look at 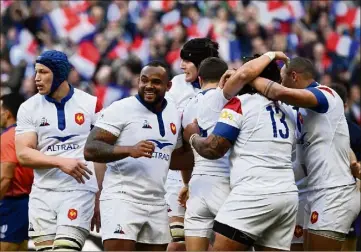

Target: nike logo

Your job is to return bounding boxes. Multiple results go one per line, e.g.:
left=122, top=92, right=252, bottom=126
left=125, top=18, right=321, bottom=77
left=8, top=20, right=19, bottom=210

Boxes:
left=147, top=139, right=173, bottom=149
left=47, top=134, right=79, bottom=142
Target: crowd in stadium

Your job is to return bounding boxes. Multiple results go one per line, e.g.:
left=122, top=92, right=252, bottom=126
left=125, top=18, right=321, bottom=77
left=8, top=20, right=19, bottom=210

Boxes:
left=0, top=0, right=360, bottom=251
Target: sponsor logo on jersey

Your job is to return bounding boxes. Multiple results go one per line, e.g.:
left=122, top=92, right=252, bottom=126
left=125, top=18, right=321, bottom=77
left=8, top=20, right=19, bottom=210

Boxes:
left=39, top=117, right=50, bottom=127
left=142, top=120, right=152, bottom=129
left=68, top=208, right=78, bottom=220
left=29, top=222, right=35, bottom=231
left=170, top=123, right=176, bottom=135
left=114, top=224, right=125, bottom=234
left=147, top=139, right=173, bottom=161
left=75, top=113, right=85, bottom=125
left=311, top=211, right=318, bottom=224
left=46, top=135, right=80, bottom=152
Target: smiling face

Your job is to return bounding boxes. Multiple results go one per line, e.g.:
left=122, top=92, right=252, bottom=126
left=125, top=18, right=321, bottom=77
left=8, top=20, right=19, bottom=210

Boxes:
left=138, top=65, right=171, bottom=106
left=34, top=63, right=53, bottom=95
left=180, top=59, right=198, bottom=83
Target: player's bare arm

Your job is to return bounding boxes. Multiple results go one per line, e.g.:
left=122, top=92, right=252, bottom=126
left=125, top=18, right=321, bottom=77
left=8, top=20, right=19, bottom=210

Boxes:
left=250, top=77, right=319, bottom=108
left=170, top=142, right=194, bottom=170
left=191, top=134, right=232, bottom=160
left=0, top=162, right=15, bottom=200
left=222, top=51, right=289, bottom=99
left=16, top=132, right=92, bottom=184
left=84, top=126, right=155, bottom=163
left=350, top=149, right=361, bottom=179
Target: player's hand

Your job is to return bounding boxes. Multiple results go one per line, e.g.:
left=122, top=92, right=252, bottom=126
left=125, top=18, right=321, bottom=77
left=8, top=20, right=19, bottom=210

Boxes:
left=91, top=192, right=101, bottom=233
left=58, top=159, right=93, bottom=184
left=350, top=161, right=361, bottom=179
left=178, top=185, right=189, bottom=208
left=129, top=140, right=155, bottom=158
left=183, top=119, right=200, bottom=143
left=219, top=69, right=237, bottom=89
left=274, top=51, right=290, bottom=65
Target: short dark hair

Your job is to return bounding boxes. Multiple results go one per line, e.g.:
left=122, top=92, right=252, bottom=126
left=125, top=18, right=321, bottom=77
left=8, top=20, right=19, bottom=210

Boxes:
left=0, top=93, right=25, bottom=119
left=331, top=83, right=348, bottom=105
left=238, top=55, right=281, bottom=95
left=145, top=60, right=170, bottom=80
left=287, top=57, right=315, bottom=79
left=198, top=57, right=228, bottom=83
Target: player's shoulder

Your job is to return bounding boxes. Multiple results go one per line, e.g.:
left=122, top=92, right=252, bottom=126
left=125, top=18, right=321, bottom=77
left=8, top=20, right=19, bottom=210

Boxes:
left=0, top=126, right=15, bottom=141
left=19, top=93, right=42, bottom=112
left=171, top=74, right=186, bottom=85
left=106, top=96, right=137, bottom=109
left=73, top=88, right=97, bottom=102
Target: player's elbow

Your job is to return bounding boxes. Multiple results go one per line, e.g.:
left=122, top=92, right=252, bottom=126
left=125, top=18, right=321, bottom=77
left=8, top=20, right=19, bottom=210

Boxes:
left=235, top=68, right=251, bottom=84
left=83, top=146, right=95, bottom=161
left=16, top=148, right=29, bottom=166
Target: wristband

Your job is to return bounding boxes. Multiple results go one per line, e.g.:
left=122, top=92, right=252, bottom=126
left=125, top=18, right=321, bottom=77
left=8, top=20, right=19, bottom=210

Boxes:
left=264, top=52, right=276, bottom=61
left=189, top=133, right=199, bottom=148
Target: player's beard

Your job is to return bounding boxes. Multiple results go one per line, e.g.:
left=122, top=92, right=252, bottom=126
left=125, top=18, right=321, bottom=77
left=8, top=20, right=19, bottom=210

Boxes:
left=138, top=88, right=164, bottom=107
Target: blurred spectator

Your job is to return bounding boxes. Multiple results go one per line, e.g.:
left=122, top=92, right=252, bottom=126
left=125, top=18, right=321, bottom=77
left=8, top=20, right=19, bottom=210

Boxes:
left=0, top=0, right=359, bottom=128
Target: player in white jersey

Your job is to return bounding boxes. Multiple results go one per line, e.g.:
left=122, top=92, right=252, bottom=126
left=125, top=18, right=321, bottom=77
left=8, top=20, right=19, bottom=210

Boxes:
left=183, top=53, right=299, bottom=251
left=15, top=50, right=102, bottom=251
left=250, top=56, right=361, bottom=251
left=179, top=57, right=230, bottom=251
left=84, top=61, right=186, bottom=251
left=164, top=38, right=220, bottom=250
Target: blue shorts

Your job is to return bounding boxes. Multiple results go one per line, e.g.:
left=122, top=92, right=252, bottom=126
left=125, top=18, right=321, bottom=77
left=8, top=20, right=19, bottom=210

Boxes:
left=0, top=195, right=29, bottom=243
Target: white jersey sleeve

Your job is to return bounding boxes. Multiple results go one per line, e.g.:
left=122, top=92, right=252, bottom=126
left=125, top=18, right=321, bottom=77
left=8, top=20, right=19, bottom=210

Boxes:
left=16, top=99, right=38, bottom=134
left=91, top=98, right=103, bottom=125
left=306, top=85, right=337, bottom=113
left=212, top=97, right=243, bottom=144
left=94, top=100, right=128, bottom=137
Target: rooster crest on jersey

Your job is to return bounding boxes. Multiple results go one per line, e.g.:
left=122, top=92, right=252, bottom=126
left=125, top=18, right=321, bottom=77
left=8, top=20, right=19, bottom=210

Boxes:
left=75, top=113, right=84, bottom=125
left=170, top=123, right=176, bottom=134
left=311, top=211, right=318, bottom=224
left=68, top=208, right=78, bottom=220
left=294, top=225, right=303, bottom=238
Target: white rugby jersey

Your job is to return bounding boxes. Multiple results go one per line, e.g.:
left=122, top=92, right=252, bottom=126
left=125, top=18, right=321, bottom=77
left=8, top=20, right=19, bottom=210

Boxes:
left=165, top=73, right=201, bottom=180
left=296, top=82, right=354, bottom=190
left=182, top=87, right=230, bottom=177
left=95, top=95, right=182, bottom=205
left=212, top=93, right=298, bottom=195
left=15, top=85, right=101, bottom=192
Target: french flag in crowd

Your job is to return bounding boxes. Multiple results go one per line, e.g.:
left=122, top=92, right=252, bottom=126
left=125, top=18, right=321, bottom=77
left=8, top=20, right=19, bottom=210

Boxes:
left=252, top=1, right=304, bottom=32
left=333, top=1, right=360, bottom=29
left=186, top=18, right=214, bottom=39
left=161, top=9, right=181, bottom=31
left=69, top=41, right=100, bottom=80
left=107, top=40, right=129, bottom=60
left=326, top=32, right=360, bottom=59
left=129, top=35, right=150, bottom=64
left=148, top=0, right=175, bottom=12
left=166, top=48, right=182, bottom=74
left=46, top=6, right=96, bottom=44
left=9, top=29, right=38, bottom=65
left=217, top=38, right=241, bottom=63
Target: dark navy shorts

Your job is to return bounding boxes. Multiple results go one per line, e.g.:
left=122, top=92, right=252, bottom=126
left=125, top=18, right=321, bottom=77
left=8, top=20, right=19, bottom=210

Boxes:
left=0, top=195, right=29, bottom=243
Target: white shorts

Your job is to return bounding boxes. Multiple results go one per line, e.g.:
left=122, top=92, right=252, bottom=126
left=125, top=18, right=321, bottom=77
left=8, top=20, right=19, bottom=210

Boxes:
left=304, top=184, right=360, bottom=234
left=28, top=186, right=95, bottom=237
left=185, top=175, right=230, bottom=238
left=215, top=187, right=298, bottom=251
left=292, top=190, right=307, bottom=244
left=165, top=178, right=185, bottom=218
left=100, top=199, right=172, bottom=244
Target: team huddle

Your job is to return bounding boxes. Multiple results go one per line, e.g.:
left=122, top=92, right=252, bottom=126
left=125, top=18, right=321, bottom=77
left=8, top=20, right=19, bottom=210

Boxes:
left=0, top=37, right=359, bottom=251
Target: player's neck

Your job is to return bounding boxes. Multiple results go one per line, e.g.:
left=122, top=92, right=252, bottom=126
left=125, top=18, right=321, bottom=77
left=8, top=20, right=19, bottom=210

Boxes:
left=4, top=118, right=16, bottom=128
left=49, top=81, right=70, bottom=102
left=201, top=82, right=218, bottom=91
left=297, top=78, right=315, bottom=89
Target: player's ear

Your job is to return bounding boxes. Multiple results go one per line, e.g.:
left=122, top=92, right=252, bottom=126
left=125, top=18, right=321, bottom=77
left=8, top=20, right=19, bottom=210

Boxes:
left=198, top=76, right=203, bottom=87
left=166, top=81, right=172, bottom=91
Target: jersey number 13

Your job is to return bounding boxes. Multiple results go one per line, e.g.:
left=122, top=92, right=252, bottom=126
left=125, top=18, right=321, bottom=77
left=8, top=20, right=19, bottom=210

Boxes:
left=266, top=105, right=289, bottom=139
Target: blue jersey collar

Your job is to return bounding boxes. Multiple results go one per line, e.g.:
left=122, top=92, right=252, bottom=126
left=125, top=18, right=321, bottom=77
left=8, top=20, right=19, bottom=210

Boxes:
left=201, top=87, right=216, bottom=95
left=45, top=84, right=74, bottom=105
left=306, top=81, right=319, bottom=88
left=135, top=94, right=167, bottom=114
left=191, top=79, right=201, bottom=89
